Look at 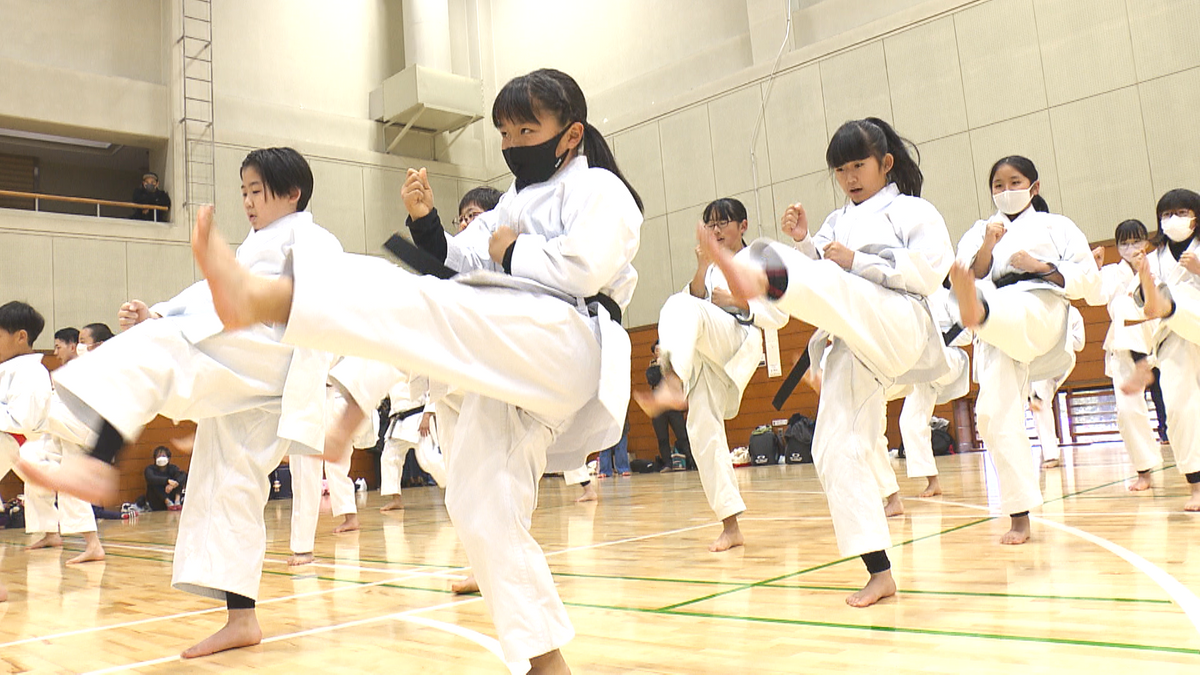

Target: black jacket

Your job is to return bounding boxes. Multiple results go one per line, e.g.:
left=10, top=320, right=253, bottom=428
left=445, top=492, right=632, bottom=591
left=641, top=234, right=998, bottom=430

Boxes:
left=131, top=187, right=171, bottom=221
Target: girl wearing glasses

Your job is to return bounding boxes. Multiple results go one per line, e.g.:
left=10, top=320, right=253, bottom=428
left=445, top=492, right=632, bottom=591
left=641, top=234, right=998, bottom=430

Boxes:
left=636, top=197, right=789, bottom=553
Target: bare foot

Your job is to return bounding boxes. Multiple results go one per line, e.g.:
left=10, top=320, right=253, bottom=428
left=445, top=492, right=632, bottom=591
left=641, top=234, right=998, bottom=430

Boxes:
left=1041, top=458, right=1060, bottom=469
left=288, top=552, right=315, bottom=566
left=193, top=205, right=290, bottom=330
left=67, top=534, right=105, bottom=564
left=451, top=575, right=479, bottom=595
left=1128, top=472, right=1152, bottom=492
left=28, top=533, right=63, bottom=550
left=709, top=515, right=745, bottom=553
left=1185, top=484, right=1200, bottom=513
left=170, top=433, right=196, bottom=455
left=1000, top=514, right=1032, bottom=545
left=1138, top=255, right=1171, bottom=320
left=918, top=476, right=942, bottom=498
left=1028, top=396, right=1043, bottom=413
left=333, top=514, right=359, bottom=533
left=528, top=649, right=571, bottom=675
left=16, top=454, right=118, bottom=505
left=576, top=483, right=598, bottom=503
left=181, top=608, right=263, bottom=659
left=633, top=372, right=687, bottom=419
left=1120, top=359, right=1154, bottom=395
left=380, top=496, right=404, bottom=512
left=698, top=221, right=768, bottom=303
left=845, top=570, right=897, bottom=608
left=950, top=261, right=985, bottom=329
left=884, top=491, right=904, bottom=518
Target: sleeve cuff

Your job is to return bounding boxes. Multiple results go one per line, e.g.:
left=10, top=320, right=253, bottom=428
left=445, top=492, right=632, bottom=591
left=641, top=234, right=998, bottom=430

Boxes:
left=407, top=207, right=442, bottom=235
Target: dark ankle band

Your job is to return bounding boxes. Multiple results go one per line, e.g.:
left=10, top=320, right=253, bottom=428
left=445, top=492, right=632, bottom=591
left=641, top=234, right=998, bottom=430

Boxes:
left=1186, top=471, right=1200, bottom=485
left=227, top=592, right=256, bottom=610
left=1011, top=511, right=1030, bottom=518
left=860, top=550, right=891, bottom=575
left=90, top=420, right=126, bottom=465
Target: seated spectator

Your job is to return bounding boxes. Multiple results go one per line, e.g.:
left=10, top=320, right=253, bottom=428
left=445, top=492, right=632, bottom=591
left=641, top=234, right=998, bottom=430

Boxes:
left=455, top=186, right=503, bottom=233
left=144, top=446, right=187, bottom=511
left=53, top=327, right=79, bottom=365
left=131, top=172, right=171, bottom=221
left=77, top=322, right=114, bottom=355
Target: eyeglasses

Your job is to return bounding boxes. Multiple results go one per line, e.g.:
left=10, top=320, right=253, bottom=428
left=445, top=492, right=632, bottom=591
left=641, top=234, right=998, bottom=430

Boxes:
left=702, top=220, right=734, bottom=230
left=456, top=210, right=484, bottom=227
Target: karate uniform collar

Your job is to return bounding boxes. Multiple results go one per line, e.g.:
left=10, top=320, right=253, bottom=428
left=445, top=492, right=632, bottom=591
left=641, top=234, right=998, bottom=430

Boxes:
left=992, top=205, right=1037, bottom=225
left=838, top=182, right=900, bottom=218
left=248, top=209, right=313, bottom=236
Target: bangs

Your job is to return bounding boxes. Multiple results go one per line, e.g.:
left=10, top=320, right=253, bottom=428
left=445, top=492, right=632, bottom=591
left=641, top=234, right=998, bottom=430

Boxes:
left=703, top=198, right=746, bottom=224
left=825, top=123, right=875, bottom=168
left=1114, top=219, right=1147, bottom=244
left=1155, top=188, right=1200, bottom=219
left=491, top=76, right=540, bottom=127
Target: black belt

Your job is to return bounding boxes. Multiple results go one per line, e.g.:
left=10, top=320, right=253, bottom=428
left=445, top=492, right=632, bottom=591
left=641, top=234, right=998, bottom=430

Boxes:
left=385, top=232, right=622, bottom=323
left=389, top=404, right=426, bottom=422
left=994, top=271, right=1045, bottom=289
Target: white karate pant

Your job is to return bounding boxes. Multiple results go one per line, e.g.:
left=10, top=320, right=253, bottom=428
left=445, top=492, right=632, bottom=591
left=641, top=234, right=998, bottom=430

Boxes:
left=869, top=408, right=899, bottom=498
left=20, top=437, right=97, bottom=536
left=381, top=412, right=422, bottom=498
left=1030, top=378, right=1063, bottom=462
left=658, top=295, right=748, bottom=522
left=1158, top=334, right=1200, bottom=478
left=900, top=384, right=939, bottom=479
left=973, top=288, right=1066, bottom=515
left=284, top=252, right=600, bottom=662
left=52, top=318, right=296, bottom=602
left=1107, top=351, right=1162, bottom=473
left=563, top=465, right=591, bottom=485
left=289, top=451, right=355, bottom=554
left=770, top=245, right=931, bottom=556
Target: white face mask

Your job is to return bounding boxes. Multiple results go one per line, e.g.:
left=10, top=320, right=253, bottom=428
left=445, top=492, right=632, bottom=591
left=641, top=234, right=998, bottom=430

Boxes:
left=155, top=456, right=169, bottom=467
left=1161, top=215, right=1195, bottom=243
left=993, top=187, right=1033, bottom=215
left=76, top=343, right=89, bottom=356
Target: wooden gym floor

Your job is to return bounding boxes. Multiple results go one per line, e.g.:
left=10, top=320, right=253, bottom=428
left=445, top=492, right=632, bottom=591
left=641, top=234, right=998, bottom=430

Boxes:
left=1, top=443, right=1199, bottom=674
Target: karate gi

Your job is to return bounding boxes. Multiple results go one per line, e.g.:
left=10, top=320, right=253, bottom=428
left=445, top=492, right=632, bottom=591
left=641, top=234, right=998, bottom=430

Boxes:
left=279, top=156, right=640, bottom=663
left=1, top=354, right=52, bottom=490
left=1030, top=306, right=1086, bottom=463
left=51, top=210, right=342, bottom=601
left=1140, top=237, right=1200, bottom=482
left=956, top=208, right=1100, bottom=515
left=756, top=183, right=953, bottom=557
left=380, top=372, right=430, bottom=498
left=658, top=248, right=789, bottom=521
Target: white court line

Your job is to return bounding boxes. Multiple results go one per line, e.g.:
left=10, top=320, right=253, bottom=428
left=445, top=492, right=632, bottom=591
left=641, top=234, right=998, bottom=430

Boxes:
left=95, top=540, right=425, bottom=576
left=916, top=497, right=1200, bottom=639
left=397, top=615, right=523, bottom=675
left=544, top=522, right=716, bottom=557
left=79, top=597, right=485, bottom=675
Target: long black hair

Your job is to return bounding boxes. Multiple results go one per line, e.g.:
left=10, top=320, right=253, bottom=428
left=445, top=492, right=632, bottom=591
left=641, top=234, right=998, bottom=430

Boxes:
left=492, top=69, right=644, bottom=213
left=825, top=117, right=923, bottom=197
left=1153, top=188, right=1200, bottom=247
left=988, top=156, right=1050, bottom=213
left=702, top=197, right=749, bottom=247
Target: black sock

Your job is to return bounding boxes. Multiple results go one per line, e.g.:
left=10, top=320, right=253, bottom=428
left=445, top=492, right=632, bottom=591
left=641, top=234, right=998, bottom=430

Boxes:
left=1137, top=469, right=1151, bottom=476
left=1011, top=511, right=1030, bottom=518
left=90, top=420, right=126, bottom=465
left=1186, top=471, right=1200, bottom=485
left=860, top=550, right=890, bottom=575
left=580, top=480, right=591, bottom=487
left=226, top=592, right=256, bottom=610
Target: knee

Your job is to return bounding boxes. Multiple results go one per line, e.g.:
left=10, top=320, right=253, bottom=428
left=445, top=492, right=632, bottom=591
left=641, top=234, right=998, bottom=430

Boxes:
left=660, top=293, right=704, bottom=326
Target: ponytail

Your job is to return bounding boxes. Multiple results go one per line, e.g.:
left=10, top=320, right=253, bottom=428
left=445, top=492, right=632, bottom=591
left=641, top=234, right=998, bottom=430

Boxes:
left=826, top=117, right=923, bottom=197
left=582, top=122, right=644, bottom=213
left=1031, top=195, right=1050, bottom=213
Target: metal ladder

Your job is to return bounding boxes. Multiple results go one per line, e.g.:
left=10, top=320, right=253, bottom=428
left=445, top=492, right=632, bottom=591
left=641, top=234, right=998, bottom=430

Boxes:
left=178, top=0, right=215, bottom=226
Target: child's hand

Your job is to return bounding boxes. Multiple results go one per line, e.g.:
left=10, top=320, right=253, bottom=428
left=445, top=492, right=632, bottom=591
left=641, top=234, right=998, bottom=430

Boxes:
left=1092, top=246, right=1105, bottom=268
left=983, top=220, right=1007, bottom=247
left=822, top=242, right=855, bottom=270
left=781, top=203, right=809, bottom=242
left=1009, top=250, right=1050, bottom=274
left=1181, top=251, right=1200, bottom=275
left=402, top=168, right=435, bottom=219
left=118, top=300, right=157, bottom=329
left=489, top=225, right=518, bottom=264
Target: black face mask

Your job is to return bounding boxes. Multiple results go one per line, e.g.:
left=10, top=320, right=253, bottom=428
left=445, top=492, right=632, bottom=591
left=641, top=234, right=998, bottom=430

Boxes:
left=503, top=124, right=572, bottom=190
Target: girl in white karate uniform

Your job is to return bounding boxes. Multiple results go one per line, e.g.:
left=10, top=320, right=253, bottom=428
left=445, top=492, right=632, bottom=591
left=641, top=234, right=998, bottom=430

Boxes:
left=948, top=155, right=1100, bottom=544
left=703, top=118, right=954, bottom=607
left=1029, top=305, right=1086, bottom=468
left=192, top=69, right=642, bottom=674
left=379, top=372, right=429, bottom=511
left=637, top=197, right=789, bottom=552
left=1136, top=188, right=1200, bottom=511
left=1085, top=219, right=1163, bottom=490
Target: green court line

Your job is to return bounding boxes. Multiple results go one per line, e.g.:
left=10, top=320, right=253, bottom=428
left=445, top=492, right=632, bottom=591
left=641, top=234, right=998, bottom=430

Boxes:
left=657, top=516, right=994, bottom=612
left=758, top=583, right=1174, bottom=605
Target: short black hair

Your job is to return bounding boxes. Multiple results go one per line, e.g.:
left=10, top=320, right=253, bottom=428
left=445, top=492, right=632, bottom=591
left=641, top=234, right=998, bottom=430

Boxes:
left=55, top=327, right=80, bottom=344
left=459, top=186, right=503, bottom=214
left=1114, top=219, right=1148, bottom=245
left=1154, top=188, right=1200, bottom=247
left=651, top=339, right=659, bottom=354
left=153, top=445, right=171, bottom=459
left=240, top=147, right=314, bottom=212
left=83, top=322, right=115, bottom=344
left=0, top=301, right=46, bottom=344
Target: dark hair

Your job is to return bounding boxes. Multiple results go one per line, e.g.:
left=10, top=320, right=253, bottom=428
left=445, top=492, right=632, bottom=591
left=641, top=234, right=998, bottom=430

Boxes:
left=703, top=197, right=749, bottom=247
left=153, top=445, right=171, bottom=459
left=988, top=156, right=1050, bottom=213
left=240, top=147, right=314, bottom=212
left=1154, top=188, right=1200, bottom=247
left=54, top=327, right=80, bottom=344
left=1114, top=219, right=1148, bottom=245
left=83, top=322, right=115, bottom=344
left=826, top=117, right=923, bottom=197
left=651, top=339, right=659, bottom=354
left=459, top=186, right=503, bottom=213
left=0, top=301, right=45, bottom=344
left=492, top=68, right=644, bottom=212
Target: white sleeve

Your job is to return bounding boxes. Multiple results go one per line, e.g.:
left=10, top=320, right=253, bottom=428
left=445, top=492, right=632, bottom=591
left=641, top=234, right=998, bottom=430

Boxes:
left=1086, top=264, right=1119, bottom=307
left=445, top=211, right=503, bottom=274
left=1055, top=219, right=1102, bottom=302
left=956, top=220, right=988, bottom=268
left=328, top=357, right=405, bottom=417
left=0, top=368, right=51, bottom=436
left=793, top=213, right=835, bottom=260
left=850, top=201, right=954, bottom=297
left=508, top=172, right=642, bottom=298
left=150, top=281, right=213, bottom=317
